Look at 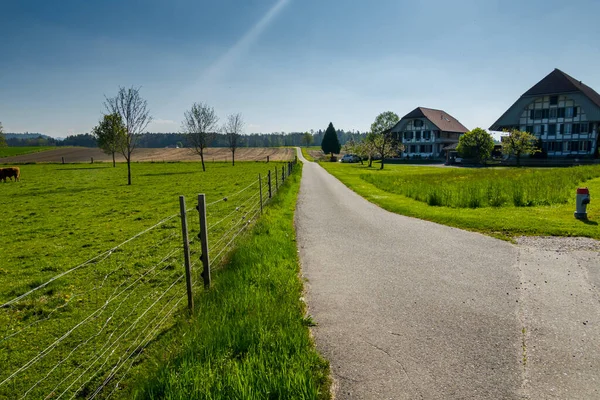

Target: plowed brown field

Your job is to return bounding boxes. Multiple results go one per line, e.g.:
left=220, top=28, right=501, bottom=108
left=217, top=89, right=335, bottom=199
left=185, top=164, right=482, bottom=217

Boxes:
left=0, top=147, right=295, bottom=164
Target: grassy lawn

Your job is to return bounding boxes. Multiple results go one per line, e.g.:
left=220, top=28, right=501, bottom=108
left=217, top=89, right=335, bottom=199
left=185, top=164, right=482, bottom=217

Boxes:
left=0, top=146, right=57, bottom=158
left=130, top=164, right=331, bottom=399
left=0, top=161, right=307, bottom=399
left=301, top=147, right=316, bottom=162
left=321, top=161, right=600, bottom=240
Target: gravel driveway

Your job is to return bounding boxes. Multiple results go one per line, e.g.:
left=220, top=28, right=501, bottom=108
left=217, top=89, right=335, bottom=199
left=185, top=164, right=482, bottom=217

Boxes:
left=294, top=148, right=600, bottom=399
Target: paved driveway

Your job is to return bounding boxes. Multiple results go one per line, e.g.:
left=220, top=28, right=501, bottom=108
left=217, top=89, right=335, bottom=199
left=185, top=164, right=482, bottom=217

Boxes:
left=294, top=149, right=600, bottom=399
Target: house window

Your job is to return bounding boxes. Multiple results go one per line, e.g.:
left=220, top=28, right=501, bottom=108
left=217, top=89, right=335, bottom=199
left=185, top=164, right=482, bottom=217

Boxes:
left=415, top=145, right=420, bottom=153
left=414, top=120, right=423, bottom=128
left=526, top=125, right=533, bottom=133
left=542, top=109, right=549, bottom=119
left=410, top=145, right=416, bottom=153
left=565, top=107, right=574, bottom=118
left=549, top=108, right=558, bottom=119
left=547, top=142, right=558, bottom=152
left=550, top=96, right=558, bottom=105
left=580, top=123, right=588, bottom=133
left=404, top=132, right=413, bottom=140
left=534, top=109, right=543, bottom=119
left=548, top=124, right=557, bottom=136
left=423, top=131, right=431, bottom=140
left=580, top=141, right=591, bottom=151
left=564, top=123, right=572, bottom=134
left=529, top=110, right=535, bottom=120
left=416, top=132, right=421, bottom=140
left=573, top=124, right=581, bottom=134
left=557, top=108, right=566, bottom=118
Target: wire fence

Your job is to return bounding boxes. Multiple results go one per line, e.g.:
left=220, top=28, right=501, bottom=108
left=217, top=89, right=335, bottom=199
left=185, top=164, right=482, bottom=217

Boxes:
left=0, top=159, right=299, bottom=399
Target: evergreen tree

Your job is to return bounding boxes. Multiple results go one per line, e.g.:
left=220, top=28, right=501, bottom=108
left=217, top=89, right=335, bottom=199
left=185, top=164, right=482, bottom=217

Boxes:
left=321, top=122, right=341, bottom=158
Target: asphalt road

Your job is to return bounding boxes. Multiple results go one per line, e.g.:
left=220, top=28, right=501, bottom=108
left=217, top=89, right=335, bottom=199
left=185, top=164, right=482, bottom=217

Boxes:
left=294, top=148, right=600, bottom=399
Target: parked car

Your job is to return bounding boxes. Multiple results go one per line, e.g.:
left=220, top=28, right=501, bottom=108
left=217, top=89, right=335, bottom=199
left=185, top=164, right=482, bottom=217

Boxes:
left=340, top=154, right=361, bottom=163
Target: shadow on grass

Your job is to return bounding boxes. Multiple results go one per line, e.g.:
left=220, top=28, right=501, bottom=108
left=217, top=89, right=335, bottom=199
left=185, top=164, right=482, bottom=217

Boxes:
left=580, top=219, right=598, bottom=226
left=55, top=167, right=111, bottom=171
left=139, top=171, right=197, bottom=177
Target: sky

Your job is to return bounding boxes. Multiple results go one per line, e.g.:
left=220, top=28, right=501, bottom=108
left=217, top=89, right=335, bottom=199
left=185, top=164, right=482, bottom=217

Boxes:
left=1, top=0, right=600, bottom=138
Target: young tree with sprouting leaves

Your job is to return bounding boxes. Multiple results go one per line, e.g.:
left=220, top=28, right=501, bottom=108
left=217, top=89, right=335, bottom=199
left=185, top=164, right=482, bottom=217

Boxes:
left=104, top=86, right=152, bottom=185
left=182, top=102, right=218, bottom=172
left=92, top=113, right=125, bottom=167
left=224, top=113, right=244, bottom=166
left=0, top=122, right=6, bottom=148
left=370, top=111, right=400, bottom=169
left=457, top=127, right=494, bottom=165
left=502, top=129, right=539, bottom=166
left=302, top=132, right=313, bottom=147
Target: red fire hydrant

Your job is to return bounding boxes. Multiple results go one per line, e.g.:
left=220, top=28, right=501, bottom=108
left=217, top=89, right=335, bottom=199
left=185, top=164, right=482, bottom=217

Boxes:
left=575, top=187, right=590, bottom=220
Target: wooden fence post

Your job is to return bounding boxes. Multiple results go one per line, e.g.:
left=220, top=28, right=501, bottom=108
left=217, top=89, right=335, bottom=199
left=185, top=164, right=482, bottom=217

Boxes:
left=91, top=157, right=94, bottom=164
left=282, top=165, right=285, bottom=182
left=268, top=170, right=272, bottom=199
left=197, top=194, right=211, bottom=289
left=259, top=174, right=263, bottom=214
left=275, top=167, right=279, bottom=190
left=179, top=196, right=194, bottom=312
left=61, top=157, right=65, bottom=164
left=267, top=155, right=270, bottom=163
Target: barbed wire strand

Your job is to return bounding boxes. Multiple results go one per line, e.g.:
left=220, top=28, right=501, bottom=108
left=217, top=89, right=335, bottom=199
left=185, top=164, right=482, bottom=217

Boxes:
left=0, top=248, right=182, bottom=389
left=1, top=213, right=181, bottom=309
left=0, top=232, right=179, bottom=345
left=208, top=199, right=261, bottom=255
left=63, top=275, right=184, bottom=400
left=41, top=261, right=185, bottom=400
left=207, top=190, right=261, bottom=233
left=205, top=179, right=260, bottom=208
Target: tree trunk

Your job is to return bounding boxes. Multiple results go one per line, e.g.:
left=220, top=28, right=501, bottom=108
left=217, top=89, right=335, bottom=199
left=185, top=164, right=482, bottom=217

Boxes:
left=232, top=150, right=235, bottom=166
left=380, top=157, right=385, bottom=170
left=200, top=150, right=206, bottom=172
left=127, top=155, right=132, bottom=185
left=112, top=152, right=116, bottom=168
left=368, top=156, right=373, bottom=167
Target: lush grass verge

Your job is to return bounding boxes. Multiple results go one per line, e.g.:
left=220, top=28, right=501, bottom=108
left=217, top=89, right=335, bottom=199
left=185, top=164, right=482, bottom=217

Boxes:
left=0, top=146, right=57, bottom=158
left=0, top=161, right=291, bottom=398
left=130, top=164, right=331, bottom=399
left=321, top=162, right=600, bottom=240
left=301, top=147, right=316, bottom=162
left=363, top=166, right=600, bottom=208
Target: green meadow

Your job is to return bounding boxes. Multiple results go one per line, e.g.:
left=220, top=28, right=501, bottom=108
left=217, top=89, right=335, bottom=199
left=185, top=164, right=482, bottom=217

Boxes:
left=0, top=146, right=57, bottom=158
left=0, top=161, right=328, bottom=399
left=321, top=162, right=600, bottom=240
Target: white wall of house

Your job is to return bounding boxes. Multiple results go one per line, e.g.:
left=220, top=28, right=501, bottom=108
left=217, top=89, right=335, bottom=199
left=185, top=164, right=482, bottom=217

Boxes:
left=393, top=118, right=461, bottom=158
left=518, top=95, right=598, bottom=156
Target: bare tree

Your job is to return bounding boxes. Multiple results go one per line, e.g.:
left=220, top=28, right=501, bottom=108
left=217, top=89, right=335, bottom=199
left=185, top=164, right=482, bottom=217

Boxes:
left=104, top=86, right=152, bottom=185
left=224, top=113, right=244, bottom=166
left=0, top=122, right=6, bottom=148
left=181, top=102, right=218, bottom=172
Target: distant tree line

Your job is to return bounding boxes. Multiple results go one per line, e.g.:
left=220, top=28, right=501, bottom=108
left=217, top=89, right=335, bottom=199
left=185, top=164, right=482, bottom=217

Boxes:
left=4, top=130, right=367, bottom=148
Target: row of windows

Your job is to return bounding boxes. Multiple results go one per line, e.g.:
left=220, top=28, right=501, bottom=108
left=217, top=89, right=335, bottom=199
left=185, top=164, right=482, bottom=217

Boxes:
left=528, top=106, right=579, bottom=120
left=407, top=144, right=434, bottom=153
left=404, top=131, right=433, bottom=140
left=524, top=123, right=591, bottom=135
left=544, top=141, right=593, bottom=152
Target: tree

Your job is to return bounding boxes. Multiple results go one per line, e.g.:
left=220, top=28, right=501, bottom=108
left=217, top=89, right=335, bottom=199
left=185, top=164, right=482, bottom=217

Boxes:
left=104, top=86, right=152, bottom=185
left=224, top=113, right=244, bottom=166
left=370, top=111, right=400, bottom=169
left=92, top=113, right=125, bottom=167
left=302, top=132, right=313, bottom=147
left=343, top=138, right=367, bottom=165
left=321, top=122, right=341, bottom=159
left=182, top=102, right=218, bottom=172
left=362, top=133, right=379, bottom=167
left=0, top=122, right=6, bottom=148
left=502, top=129, right=539, bottom=166
left=457, top=127, right=494, bottom=165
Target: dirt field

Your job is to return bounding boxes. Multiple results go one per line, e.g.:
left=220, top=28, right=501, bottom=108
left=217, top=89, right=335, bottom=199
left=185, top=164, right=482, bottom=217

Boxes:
left=0, top=147, right=296, bottom=164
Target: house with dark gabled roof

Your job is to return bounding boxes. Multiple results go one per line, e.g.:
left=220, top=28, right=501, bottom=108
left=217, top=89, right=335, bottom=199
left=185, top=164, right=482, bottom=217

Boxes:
left=490, top=69, right=600, bottom=157
left=390, top=107, right=469, bottom=158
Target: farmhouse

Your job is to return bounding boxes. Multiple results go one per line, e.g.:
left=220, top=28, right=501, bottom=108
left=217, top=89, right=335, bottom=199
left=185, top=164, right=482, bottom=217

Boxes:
left=390, top=107, right=469, bottom=159
left=489, top=69, right=600, bottom=157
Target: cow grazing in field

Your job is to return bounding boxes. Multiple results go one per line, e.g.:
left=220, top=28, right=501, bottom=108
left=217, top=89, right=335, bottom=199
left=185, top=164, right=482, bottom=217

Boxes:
left=0, top=167, right=20, bottom=182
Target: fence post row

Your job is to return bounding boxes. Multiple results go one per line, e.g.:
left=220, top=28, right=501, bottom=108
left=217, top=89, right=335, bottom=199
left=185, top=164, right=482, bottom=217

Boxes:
left=259, top=174, right=263, bottom=214
left=268, top=170, right=272, bottom=198
left=179, top=196, right=194, bottom=312
left=197, top=194, right=211, bottom=289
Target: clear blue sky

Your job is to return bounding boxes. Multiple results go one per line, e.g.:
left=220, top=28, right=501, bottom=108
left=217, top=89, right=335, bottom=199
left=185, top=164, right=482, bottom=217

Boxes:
left=2, top=0, right=599, bottom=137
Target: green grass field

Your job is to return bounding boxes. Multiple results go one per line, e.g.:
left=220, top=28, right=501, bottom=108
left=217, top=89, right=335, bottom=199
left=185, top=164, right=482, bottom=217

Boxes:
left=131, top=164, right=331, bottom=399
left=0, top=146, right=57, bottom=158
left=301, top=147, right=316, bottom=162
left=321, top=162, right=600, bottom=240
left=0, top=161, right=320, bottom=399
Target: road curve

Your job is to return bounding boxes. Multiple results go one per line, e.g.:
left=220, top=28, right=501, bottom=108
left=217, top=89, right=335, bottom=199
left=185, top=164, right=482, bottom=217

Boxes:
left=294, top=148, right=600, bottom=399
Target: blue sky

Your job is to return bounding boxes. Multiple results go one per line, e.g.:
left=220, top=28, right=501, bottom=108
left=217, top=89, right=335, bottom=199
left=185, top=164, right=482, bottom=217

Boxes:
left=1, top=0, right=599, bottom=137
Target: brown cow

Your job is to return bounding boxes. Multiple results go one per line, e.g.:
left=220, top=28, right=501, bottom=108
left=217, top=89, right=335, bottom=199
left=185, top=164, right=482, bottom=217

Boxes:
left=1, top=167, right=20, bottom=182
